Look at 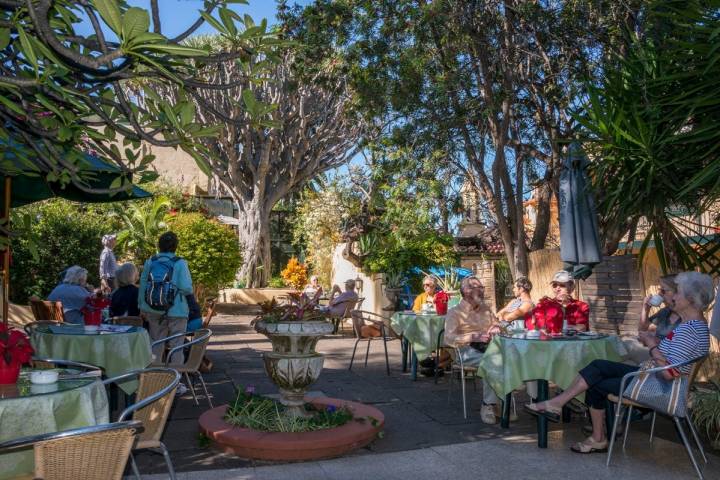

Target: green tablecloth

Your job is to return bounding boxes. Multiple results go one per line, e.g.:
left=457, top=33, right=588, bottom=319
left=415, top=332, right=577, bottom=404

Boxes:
left=478, top=334, right=628, bottom=398
left=31, top=328, right=152, bottom=394
left=390, top=312, right=446, bottom=359
left=0, top=379, right=108, bottom=479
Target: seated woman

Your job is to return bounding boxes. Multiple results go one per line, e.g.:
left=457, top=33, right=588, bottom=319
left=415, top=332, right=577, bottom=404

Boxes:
left=639, top=274, right=681, bottom=342
left=186, top=294, right=203, bottom=332
left=412, top=276, right=441, bottom=313
left=526, top=270, right=589, bottom=332
left=525, top=271, right=713, bottom=454
left=47, top=266, right=93, bottom=324
left=495, top=277, right=534, bottom=323
left=303, top=275, right=323, bottom=298
left=109, top=263, right=140, bottom=317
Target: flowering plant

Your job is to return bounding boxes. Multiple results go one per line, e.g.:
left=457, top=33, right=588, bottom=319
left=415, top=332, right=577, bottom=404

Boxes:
left=526, top=296, right=563, bottom=333
left=254, top=290, right=327, bottom=324
left=0, top=324, right=34, bottom=367
left=280, top=257, right=308, bottom=290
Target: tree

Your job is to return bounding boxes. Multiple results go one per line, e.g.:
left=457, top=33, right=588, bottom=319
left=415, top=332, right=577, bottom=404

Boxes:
left=283, top=0, right=628, bottom=279
left=162, top=36, right=362, bottom=287
left=578, top=0, right=720, bottom=274
left=0, top=0, right=275, bottom=193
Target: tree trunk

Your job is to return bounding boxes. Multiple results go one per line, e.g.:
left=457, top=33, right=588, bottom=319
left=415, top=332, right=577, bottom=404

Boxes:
left=238, top=204, right=272, bottom=288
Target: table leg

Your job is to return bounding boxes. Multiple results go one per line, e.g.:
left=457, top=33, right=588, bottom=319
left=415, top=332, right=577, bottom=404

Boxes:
left=501, top=393, right=512, bottom=428
left=537, top=380, right=549, bottom=448
left=401, top=338, right=408, bottom=372
left=411, top=348, right=418, bottom=381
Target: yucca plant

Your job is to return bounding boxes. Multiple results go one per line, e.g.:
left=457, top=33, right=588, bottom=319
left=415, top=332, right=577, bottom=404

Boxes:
left=114, top=196, right=171, bottom=263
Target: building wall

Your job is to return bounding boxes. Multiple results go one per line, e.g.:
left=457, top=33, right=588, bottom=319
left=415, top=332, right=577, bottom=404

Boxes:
left=459, top=255, right=497, bottom=312
left=331, top=244, right=385, bottom=316
left=148, top=143, right=209, bottom=192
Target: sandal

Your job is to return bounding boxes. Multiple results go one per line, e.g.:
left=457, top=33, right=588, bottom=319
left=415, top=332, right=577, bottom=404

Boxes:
left=523, top=401, right=561, bottom=422
left=570, top=436, right=608, bottom=454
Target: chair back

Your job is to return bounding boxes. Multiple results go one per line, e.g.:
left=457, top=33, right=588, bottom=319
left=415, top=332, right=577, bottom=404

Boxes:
left=30, top=297, right=64, bottom=321
left=118, top=369, right=180, bottom=443
left=24, top=320, right=62, bottom=336
left=109, top=315, right=143, bottom=327
left=202, top=298, right=217, bottom=328
left=351, top=310, right=400, bottom=339
left=0, top=421, right=143, bottom=480
left=180, top=329, right=212, bottom=371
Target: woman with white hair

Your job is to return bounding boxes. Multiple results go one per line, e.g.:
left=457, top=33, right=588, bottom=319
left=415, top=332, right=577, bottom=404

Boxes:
left=412, top=275, right=440, bottom=313
left=303, top=275, right=323, bottom=298
left=47, top=266, right=92, bottom=324
left=99, top=234, right=118, bottom=293
left=110, top=263, right=140, bottom=317
left=526, top=271, right=713, bottom=454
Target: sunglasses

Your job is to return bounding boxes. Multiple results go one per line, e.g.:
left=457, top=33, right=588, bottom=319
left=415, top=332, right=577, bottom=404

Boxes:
left=551, top=282, right=569, bottom=288
left=423, top=283, right=434, bottom=287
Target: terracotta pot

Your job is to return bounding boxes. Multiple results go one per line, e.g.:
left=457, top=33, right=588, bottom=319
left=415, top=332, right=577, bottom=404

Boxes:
left=254, top=320, right=334, bottom=418
left=0, top=359, right=21, bottom=385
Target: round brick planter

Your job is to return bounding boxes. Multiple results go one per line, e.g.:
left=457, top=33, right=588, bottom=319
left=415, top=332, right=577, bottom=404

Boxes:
left=198, top=397, right=385, bottom=461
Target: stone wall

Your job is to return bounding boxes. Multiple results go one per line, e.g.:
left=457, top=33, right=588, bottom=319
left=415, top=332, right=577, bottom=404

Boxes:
left=460, top=256, right=497, bottom=312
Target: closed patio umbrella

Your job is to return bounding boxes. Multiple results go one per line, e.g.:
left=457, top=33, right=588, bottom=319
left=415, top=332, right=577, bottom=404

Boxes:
left=559, top=142, right=602, bottom=280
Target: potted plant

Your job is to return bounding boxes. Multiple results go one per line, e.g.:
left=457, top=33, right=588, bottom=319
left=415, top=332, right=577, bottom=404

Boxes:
left=692, top=382, right=720, bottom=450
left=382, top=270, right=407, bottom=311
left=251, top=292, right=333, bottom=418
left=0, top=325, right=34, bottom=384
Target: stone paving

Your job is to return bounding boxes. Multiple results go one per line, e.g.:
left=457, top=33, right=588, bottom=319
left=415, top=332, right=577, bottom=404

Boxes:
left=132, top=308, right=718, bottom=478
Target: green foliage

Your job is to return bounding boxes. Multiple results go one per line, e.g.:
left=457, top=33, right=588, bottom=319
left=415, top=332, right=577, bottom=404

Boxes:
left=168, top=212, right=241, bottom=302
left=225, top=387, right=353, bottom=433
left=9, top=200, right=121, bottom=303
left=362, top=232, right=457, bottom=276
left=691, top=382, right=720, bottom=448
left=115, top=196, right=171, bottom=264
left=267, top=276, right=286, bottom=288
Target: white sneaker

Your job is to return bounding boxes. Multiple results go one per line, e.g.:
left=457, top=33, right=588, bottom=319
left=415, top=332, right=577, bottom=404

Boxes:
left=176, top=383, right=189, bottom=396
left=481, top=404, right=497, bottom=424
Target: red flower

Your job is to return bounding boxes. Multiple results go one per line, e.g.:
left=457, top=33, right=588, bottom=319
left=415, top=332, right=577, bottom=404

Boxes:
left=666, top=331, right=674, bottom=341
left=0, top=324, right=34, bottom=366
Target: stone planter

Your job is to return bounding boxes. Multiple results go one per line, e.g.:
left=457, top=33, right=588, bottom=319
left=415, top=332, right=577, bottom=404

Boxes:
left=253, top=320, right=334, bottom=418
left=383, top=287, right=404, bottom=311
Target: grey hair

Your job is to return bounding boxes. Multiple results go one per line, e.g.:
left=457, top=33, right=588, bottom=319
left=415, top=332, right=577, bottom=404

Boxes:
left=344, top=279, right=356, bottom=290
left=460, top=276, right=482, bottom=298
left=115, top=263, right=138, bottom=287
left=515, top=277, right=533, bottom=293
left=101, top=234, right=116, bottom=247
left=63, top=266, right=88, bottom=285
left=310, top=275, right=319, bottom=282
left=675, top=271, right=715, bottom=311
left=423, top=275, right=438, bottom=286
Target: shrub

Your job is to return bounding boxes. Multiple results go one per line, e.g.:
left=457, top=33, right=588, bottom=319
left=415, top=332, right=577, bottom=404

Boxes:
left=10, top=199, right=121, bottom=304
left=167, top=212, right=242, bottom=305
left=280, top=257, right=307, bottom=290
left=268, top=276, right=285, bottom=288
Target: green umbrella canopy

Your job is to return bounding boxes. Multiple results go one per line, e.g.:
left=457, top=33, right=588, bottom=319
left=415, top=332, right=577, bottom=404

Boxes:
left=0, top=152, right=151, bottom=208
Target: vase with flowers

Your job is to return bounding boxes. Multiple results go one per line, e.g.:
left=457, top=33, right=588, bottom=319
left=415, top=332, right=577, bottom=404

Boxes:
left=0, top=324, right=34, bottom=384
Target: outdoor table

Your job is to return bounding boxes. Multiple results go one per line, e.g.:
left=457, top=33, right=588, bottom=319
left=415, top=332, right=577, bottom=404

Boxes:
left=478, top=333, right=627, bottom=448
left=30, top=324, right=152, bottom=394
left=0, top=376, right=108, bottom=479
left=390, top=312, right=446, bottom=380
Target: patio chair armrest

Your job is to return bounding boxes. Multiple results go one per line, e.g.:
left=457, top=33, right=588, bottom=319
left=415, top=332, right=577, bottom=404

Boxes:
left=102, top=369, right=141, bottom=386
left=164, top=329, right=212, bottom=366
left=31, top=357, right=104, bottom=373
left=117, top=369, right=181, bottom=421
left=151, top=332, right=187, bottom=348
left=617, top=355, right=707, bottom=400
left=0, top=421, right=144, bottom=453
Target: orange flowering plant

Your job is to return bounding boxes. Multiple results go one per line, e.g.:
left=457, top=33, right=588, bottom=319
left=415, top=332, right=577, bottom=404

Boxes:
left=280, top=257, right=308, bottom=291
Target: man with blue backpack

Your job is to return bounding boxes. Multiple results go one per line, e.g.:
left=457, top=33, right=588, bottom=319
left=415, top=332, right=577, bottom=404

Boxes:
left=139, top=231, right=194, bottom=365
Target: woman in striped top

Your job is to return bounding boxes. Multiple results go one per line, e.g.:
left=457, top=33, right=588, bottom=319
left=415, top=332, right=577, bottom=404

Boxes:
left=524, top=271, right=713, bottom=454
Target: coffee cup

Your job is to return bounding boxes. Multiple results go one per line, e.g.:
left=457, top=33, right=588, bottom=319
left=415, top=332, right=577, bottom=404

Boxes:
left=648, top=294, right=664, bottom=307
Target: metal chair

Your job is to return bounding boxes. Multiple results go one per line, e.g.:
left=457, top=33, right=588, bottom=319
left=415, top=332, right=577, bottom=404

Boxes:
left=607, top=355, right=709, bottom=479
left=103, top=368, right=181, bottom=480
left=330, top=297, right=363, bottom=334
left=30, top=357, right=103, bottom=377
left=29, top=296, right=64, bottom=322
left=108, top=315, right=144, bottom=327
left=201, top=298, right=217, bottom=328
left=0, top=420, right=143, bottom=480
left=24, top=320, right=62, bottom=336
left=434, top=328, right=478, bottom=419
left=348, top=310, right=400, bottom=375
left=151, top=329, right=214, bottom=407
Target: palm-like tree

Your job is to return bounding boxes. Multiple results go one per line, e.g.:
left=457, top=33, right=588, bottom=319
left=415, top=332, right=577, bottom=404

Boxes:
left=115, top=196, right=171, bottom=263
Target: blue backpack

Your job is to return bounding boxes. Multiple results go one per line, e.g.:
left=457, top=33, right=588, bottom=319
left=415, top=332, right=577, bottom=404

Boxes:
left=144, top=255, right=180, bottom=313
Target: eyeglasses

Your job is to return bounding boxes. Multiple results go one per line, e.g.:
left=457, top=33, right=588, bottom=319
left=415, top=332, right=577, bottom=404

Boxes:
left=551, top=282, right=569, bottom=288
left=423, top=283, right=434, bottom=287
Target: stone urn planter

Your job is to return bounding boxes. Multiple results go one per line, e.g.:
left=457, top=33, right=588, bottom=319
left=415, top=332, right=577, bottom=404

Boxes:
left=383, top=287, right=404, bottom=311
left=253, top=320, right=334, bottom=418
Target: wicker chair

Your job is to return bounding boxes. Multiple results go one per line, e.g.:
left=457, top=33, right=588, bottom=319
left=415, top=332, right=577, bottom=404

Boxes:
left=0, top=420, right=143, bottom=480
left=151, top=329, right=213, bottom=407
left=348, top=310, right=401, bottom=375
left=103, top=368, right=181, bottom=480
left=108, top=315, right=144, bottom=327
left=24, top=320, right=62, bottom=336
left=607, top=355, right=709, bottom=479
left=29, top=296, right=64, bottom=321
left=202, top=298, right=217, bottom=328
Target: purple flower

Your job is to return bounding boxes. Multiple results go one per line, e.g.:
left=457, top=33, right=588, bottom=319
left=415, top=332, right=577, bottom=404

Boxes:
left=245, top=385, right=255, bottom=395
left=326, top=405, right=337, bottom=413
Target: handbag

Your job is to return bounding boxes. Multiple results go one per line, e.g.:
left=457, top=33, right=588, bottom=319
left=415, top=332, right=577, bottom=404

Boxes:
left=623, top=360, right=688, bottom=417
